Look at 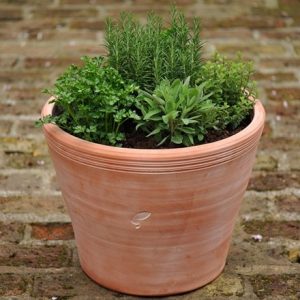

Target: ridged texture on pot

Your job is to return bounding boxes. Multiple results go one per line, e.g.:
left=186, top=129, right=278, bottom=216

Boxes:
left=42, top=99, right=265, bottom=296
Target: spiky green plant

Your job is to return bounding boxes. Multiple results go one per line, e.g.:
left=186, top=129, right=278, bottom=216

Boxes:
left=105, top=7, right=203, bottom=91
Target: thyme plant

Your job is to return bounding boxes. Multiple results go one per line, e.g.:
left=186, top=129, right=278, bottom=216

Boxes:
left=197, top=54, right=255, bottom=129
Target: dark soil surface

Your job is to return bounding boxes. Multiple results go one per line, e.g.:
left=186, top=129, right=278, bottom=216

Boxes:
left=123, top=112, right=253, bottom=149
left=53, top=104, right=253, bottom=149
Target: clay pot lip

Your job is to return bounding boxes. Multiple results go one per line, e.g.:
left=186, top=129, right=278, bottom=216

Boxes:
left=42, top=97, right=265, bottom=159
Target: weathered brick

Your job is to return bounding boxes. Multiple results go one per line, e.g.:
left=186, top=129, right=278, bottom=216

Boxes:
left=31, top=8, right=98, bottom=18
left=254, top=153, right=278, bottom=171
left=61, top=0, right=123, bottom=4
left=0, top=244, right=72, bottom=268
left=254, top=72, right=297, bottom=82
left=0, top=99, right=45, bottom=115
left=32, top=271, right=107, bottom=298
left=295, top=44, right=300, bottom=55
left=2, top=86, right=44, bottom=101
left=0, top=137, right=36, bottom=153
left=275, top=194, right=300, bottom=214
left=267, top=101, right=300, bottom=118
left=0, top=57, right=19, bottom=68
left=248, top=274, right=300, bottom=299
left=0, top=173, right=44, bottom=192
left=31, top=223, right=74, bottom=240
left=25, top=29, right=97, bottom=41
left=0, top=70, right=50, bottom=84
left=0, top=8, right=22, bottom=21
left=216, top=43, right=286, bottom=56
left=243, top=220, right=300, bottom=240
left=189, top=273, right=244, bottom=297
left=259, top=57, right=300, bottom=68
left=69, top=19, right=105, bottom=30
left=16, top=120, right=42, bottom=137
left=259, top=28, right=300, bottom=39
left=1, top=151, right=51, bottom=169
left=0, top=120, right=13, bottom=135
left=270, top=118, right=300, bottom=139
left=266, top=87, right=300, bottom=101
left=248, top=172, right=300, bottom=191
left=0, top=222, right=25, bottom=243
left=203, top=16, right=286, bottom=29
left=50, top=175, right=61, bottom=192
left=0, top=195, right=66, bottom=215
left=202, top=28, right=253, bottom=39
left=24, top=56, right=81, bottom=68
left=0, top=274, right=28, bottom=296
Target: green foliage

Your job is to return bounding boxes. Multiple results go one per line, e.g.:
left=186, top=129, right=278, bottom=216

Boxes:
left=38, top=56, right=139, bottom=146
left=38, top=8, right=257, bottom=148
left=136, top=77, right=221, bottom=146
left=105, top=7, right=203, bottom=92
left=197, top=54, right=255, bottom=129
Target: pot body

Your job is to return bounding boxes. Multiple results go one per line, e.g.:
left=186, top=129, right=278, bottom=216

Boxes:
left=42, top=100, right=265, bottom=296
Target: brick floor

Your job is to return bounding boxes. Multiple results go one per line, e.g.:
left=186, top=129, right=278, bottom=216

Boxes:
left=0, top=0, right=300, bottom=299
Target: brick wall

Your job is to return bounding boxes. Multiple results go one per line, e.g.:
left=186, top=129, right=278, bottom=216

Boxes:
left=0, top=0, right=300, bottom=298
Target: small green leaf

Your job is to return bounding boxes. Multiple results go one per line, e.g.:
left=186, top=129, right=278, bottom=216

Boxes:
left=171, top=134, right=183, bottom=144
left=147, top=127, right=161, bottom=137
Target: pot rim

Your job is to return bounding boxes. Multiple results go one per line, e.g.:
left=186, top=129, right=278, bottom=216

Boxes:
left=42, top=98, right=265, bottom=172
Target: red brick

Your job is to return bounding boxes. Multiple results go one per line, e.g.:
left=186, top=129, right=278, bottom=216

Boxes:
left=254, top=72, right=297, bottom=82
left=259, top=29, right=300, bottom=40
left=248, top=172, right=300, bottom=191
left=243, top=220, right=300, bottom=240
left=31, top=223, right=74, bottom=240
left=0, top=120, right=12, bottom=135
left=266, top=87, right=300, bottom=101
left=3, top=86, right=43, bottom=100
left=0, top=99, right=45, bottom=115
left=33, top=30, right=97, bottom=41
left=69, top=19, right=105, bottom=30
left=0, top=244, right=72, bottom=268
left=267, top=101, right=300, bottom=118
left=31, top=8, right=98, bottom=18
left=260, top=137, right=300, bottom=151
left=259, top=57, right=300, bottom=68
left=202, top=28, right=253, bottom=39
left=0, top=274, right=28, bottom=296
left=0, top=57, right=19, bottom=68
left=203, top=16, right=286, bottom=29
left=249, top=274, right=300, bottom=299
left=275, top=194, right=300, bottom=214
left=32, top=271, right=105, bottom=298
left=0, top=222, right=25, bottom=243
left=216, top=43, right=286, bottom=56
left=24, top=57, right=81, bottom=68
left=0, top=70, right=50, bottom=84
left=0, top=8, right=22, bottom=21
left=61, top=0, right=124, bottom=3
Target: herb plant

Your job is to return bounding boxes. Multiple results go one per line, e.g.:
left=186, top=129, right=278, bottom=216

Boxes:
left=136, top=77, right=220, bottom=146
left=197, top=54, right=255, bottom=129
left=105, top=8, right=202, bottom=91
left=39, top=56, right=139, bottom=146
left=39, top=8, right=257, bottom=148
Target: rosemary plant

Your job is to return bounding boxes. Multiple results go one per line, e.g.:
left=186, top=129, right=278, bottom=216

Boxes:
left=105, top=8, right=203, bottom=91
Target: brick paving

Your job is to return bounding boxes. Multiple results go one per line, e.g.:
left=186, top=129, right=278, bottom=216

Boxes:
left=0, top=0, right=300, bottom=299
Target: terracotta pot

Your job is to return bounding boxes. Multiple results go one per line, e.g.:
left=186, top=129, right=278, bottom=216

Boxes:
left=42, top=99, right=265, bottom=296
